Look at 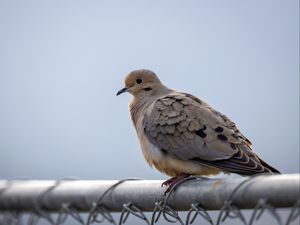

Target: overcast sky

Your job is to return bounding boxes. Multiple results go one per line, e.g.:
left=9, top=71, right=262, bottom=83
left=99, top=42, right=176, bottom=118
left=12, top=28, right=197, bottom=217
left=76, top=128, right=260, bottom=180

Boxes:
left=0, top=0, right=299, bottom=182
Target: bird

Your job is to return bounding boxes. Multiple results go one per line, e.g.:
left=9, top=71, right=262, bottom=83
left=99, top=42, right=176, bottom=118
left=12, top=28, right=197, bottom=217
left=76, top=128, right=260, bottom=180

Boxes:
left=117, top=69, right=280, bottom=191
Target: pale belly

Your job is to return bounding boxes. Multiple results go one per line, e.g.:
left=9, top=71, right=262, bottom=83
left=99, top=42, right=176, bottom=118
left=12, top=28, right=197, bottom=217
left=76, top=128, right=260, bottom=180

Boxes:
left=139, top=132, right=221, bottom=177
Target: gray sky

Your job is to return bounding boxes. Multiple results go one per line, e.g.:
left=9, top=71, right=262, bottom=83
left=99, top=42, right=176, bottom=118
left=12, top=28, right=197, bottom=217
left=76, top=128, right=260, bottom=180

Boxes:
left=0, top=0, right=299, bottom=181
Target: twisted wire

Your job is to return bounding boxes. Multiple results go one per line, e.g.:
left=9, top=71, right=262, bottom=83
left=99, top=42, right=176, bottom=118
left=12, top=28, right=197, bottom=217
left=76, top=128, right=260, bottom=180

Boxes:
left=0, top=177, right=299, bottom=225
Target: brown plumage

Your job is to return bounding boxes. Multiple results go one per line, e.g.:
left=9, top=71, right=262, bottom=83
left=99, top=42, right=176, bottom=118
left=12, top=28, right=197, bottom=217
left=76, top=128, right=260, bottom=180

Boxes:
left=117, top=69, right=280, bottom=179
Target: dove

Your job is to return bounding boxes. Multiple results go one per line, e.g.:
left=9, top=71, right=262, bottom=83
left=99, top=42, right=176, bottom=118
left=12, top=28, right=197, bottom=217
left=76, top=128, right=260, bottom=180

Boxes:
left=117, top=69, right=280, bottom=191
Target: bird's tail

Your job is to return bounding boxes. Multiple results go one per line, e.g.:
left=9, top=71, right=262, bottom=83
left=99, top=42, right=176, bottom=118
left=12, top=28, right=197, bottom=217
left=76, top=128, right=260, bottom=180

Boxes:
left=258, top=157, right=281, bottom=174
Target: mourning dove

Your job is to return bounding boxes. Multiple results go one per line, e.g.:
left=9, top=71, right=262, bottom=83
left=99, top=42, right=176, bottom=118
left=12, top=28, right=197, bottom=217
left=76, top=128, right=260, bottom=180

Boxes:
left=117, top=69, right=280, bottom=189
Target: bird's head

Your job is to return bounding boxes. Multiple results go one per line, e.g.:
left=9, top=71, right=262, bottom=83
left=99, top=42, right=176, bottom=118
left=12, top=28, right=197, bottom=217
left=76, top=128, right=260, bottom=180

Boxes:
left=117, top=69, right=166, bottom=98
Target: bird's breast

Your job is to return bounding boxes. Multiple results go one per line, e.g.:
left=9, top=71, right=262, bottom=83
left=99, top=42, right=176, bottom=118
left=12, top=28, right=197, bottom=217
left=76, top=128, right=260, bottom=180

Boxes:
left=137, top=122, right=220, bottom=177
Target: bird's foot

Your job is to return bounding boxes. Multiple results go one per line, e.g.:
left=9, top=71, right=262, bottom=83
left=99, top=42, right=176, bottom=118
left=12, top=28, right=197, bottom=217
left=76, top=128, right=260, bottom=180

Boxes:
left=161, top=175, right=190, bottom=194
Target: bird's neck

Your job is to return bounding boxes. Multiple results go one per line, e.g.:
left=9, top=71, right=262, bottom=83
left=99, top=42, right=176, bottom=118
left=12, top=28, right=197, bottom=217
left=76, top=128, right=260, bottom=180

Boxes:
left=130, top=97, right=150, bottom=128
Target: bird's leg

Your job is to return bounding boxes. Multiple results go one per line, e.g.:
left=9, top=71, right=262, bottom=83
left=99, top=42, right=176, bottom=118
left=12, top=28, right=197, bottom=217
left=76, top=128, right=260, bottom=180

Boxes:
left=161, top=175, right=190, bottom=194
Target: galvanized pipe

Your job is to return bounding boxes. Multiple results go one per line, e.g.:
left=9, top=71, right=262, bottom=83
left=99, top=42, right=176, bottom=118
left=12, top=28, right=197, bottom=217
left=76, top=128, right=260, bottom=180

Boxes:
left=0, top=174, right=299, bottom=212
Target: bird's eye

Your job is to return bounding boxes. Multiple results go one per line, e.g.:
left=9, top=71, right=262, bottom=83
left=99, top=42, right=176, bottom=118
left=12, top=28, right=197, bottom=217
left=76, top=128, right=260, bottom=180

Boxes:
left=136, top=78, right=143, bottom=84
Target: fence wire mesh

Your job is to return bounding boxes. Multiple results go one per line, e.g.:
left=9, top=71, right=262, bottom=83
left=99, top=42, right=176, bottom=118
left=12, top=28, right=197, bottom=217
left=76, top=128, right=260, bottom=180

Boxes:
left=0, top=175, right=299, bottom=225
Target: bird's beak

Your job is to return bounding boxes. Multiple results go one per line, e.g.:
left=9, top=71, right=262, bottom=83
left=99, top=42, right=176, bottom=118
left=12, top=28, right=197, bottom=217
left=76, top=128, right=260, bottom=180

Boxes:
left=116, top=87, right=129, bottom=96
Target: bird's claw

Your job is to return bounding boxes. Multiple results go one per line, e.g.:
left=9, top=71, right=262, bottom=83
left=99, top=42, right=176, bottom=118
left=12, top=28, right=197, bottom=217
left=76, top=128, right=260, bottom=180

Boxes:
left=161, top=175, right=190, bottom=194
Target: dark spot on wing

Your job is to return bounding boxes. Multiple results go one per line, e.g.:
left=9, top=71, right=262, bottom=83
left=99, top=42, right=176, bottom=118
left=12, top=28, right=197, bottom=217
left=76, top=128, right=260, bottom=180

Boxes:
left=217, top=134, right=228, bottom=141
left=195, top=129, right=207, bottom=138
left=215, top=126, right=224, bottom=132
left=195, top=125, right=207, bottom=138
left=161, top=149, right=168, bottom=154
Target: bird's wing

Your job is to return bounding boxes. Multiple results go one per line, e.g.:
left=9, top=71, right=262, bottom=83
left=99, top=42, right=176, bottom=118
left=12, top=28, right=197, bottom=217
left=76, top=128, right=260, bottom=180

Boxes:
left=143, top=92, right=280, bottom=175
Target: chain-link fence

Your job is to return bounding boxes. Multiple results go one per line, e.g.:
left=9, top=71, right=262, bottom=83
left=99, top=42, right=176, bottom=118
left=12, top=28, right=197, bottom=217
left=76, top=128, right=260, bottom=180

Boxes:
left=0, top=174, right=299, bottom=225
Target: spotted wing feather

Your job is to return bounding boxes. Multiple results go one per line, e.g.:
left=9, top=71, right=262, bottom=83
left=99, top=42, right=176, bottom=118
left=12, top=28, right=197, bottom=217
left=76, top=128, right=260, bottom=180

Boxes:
left=143, top=93, right=280, bottom=175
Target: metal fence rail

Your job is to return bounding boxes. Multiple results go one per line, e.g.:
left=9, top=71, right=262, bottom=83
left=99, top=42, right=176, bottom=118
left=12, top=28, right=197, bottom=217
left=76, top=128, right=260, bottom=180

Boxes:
left=0, top=174, right=299, bottom=225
